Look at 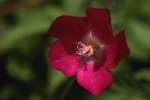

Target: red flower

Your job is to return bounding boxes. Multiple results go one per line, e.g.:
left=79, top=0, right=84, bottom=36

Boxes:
left=48, top=7, right=129, bottom=96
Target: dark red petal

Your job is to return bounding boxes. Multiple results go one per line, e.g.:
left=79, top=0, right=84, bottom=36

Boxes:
left=48, top=40, right=80, bottom=77
left=76, top=61, right=114, bottom=96
left=104, top=31, right=130, bottom=69
left=86, top=7, right=113, bottom=43
left=48, top=16, right=89, bottom=53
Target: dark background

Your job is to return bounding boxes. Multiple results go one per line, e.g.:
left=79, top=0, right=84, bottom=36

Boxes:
left=0, top=0, right=150, bottom=100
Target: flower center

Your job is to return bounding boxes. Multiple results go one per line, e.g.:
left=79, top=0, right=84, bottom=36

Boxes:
left=75, top=32, right=106, bottom=68
left=75, top=32, right=107, bottom=71
left=76, top=42, right=95, bottom=57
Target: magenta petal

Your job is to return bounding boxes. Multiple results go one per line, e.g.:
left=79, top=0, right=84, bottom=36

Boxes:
left=104, top=31, right=130, bottom=69
left=76, top=61, right=114, bottom=96
left=48, top=16, right=89, bottom=53
left=48, top=40, right=80, bottom=77
left=86, top=7, right=113, bottom=43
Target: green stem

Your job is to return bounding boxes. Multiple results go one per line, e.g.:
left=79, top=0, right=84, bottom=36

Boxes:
left=59, top=77, right=75, bottom=100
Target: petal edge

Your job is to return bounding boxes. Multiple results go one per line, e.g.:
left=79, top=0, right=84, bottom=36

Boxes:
left=76, top=61, right=114, bottom=96
left=86, top=7, right=113, bottom=43
left=48, top=40, right=80, bottom=77
left=104, top=31, right=130, bottom=69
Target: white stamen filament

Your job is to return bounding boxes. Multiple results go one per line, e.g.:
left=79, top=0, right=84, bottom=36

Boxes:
left=76, top=42, right=94, bottom=57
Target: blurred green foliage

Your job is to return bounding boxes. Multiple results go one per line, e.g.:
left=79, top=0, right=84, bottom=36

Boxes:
left=0, top=0, right=150, bottom=100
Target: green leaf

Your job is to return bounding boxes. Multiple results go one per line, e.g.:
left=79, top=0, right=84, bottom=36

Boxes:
left=47, top=68, right=66, bottom=93
left=0, top=6, right=64, bottom=53
left=130, top=20, right=150, bottom=49
left=134, top=69, right=150, bottom=81
left=63, top=0, right=84, bottom=15
left=127, top=20, right=150, bottom=60
left=6, top=59, right=34, bottom=82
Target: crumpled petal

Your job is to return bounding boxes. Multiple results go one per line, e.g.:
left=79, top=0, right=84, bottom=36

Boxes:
left=48, top=16, right=89, bottom=53
left=76, top=61, right=114, bottom=96
left=86, top=7, right=113, bottom=43
left=48, top=40, right=80, bottom=77
left=104, top=31, right=130, bottom=69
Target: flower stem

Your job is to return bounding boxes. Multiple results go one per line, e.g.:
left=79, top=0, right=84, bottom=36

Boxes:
left=59, top=77, right=75, bottom=100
